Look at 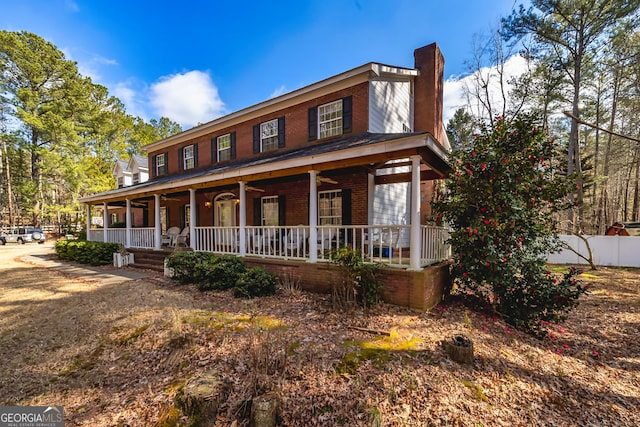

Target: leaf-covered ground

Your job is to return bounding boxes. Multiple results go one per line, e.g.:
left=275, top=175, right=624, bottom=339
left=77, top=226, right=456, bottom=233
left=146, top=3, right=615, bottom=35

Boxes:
left=0, top=245, right=638, bottom=426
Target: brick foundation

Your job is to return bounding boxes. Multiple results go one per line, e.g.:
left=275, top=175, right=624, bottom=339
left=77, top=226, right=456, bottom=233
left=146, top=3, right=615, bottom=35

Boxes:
left=244, top=257, right=451, bottom=311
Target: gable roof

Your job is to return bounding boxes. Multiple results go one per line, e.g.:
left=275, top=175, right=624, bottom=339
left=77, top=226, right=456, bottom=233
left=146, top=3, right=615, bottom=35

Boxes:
left=128, top=154, right=148, bottom=171
left=112, top=159, right=129, bottom=175
left=143, top=62, right=418, bottom=152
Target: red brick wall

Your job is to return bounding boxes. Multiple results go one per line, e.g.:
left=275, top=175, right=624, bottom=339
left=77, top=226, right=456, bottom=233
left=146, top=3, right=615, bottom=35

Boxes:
left=149, top=82, right=369, bottom=178
left=244, top=258, right=451, bottom=311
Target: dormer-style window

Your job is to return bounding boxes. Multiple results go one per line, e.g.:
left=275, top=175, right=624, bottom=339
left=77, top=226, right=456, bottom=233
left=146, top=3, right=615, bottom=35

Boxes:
left=133, top=173, right=140, bottom=184
left=155, top=153, right=167, bottom=176
left=117, top=176, right=124, bottom=188
left=183, top=145, right=195, bottom=170
left=253, top=117, right=285, bottom=154
left=308, top=96, right=352, bottom=141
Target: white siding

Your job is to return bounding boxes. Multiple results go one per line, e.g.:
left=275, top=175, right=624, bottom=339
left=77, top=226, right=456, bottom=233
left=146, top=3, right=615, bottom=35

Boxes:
left=369, top=79, right=413, bottom=133
left=372, top=182, right=411, bottom=248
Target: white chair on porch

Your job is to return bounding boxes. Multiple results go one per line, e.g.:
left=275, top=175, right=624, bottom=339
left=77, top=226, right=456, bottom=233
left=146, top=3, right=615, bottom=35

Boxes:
left=175, top=227, right=190, bottom=247
left=161, top=226, right=180, bottom=247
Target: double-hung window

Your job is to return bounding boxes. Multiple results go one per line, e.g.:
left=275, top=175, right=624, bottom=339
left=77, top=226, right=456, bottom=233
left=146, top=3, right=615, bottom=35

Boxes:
left=318, top=100, right=343, bottom=139
left=318, top=190, right=342, bottom=225
left=260, top=119, right=279, bottom=152
left=155, top=153, right=166, bottom=176
left=308, top=96, right=351, bottom=141
left=133, top=173, right=140, bottom=184
left=253, top=117, right=285, bottom=154
left=117, top=176, right=124, bottom=188
left=183, top=145, right=195, bottom=170
left=217, top=134, right=231, bottom=161
left=261, top=196, right=279, bottom=226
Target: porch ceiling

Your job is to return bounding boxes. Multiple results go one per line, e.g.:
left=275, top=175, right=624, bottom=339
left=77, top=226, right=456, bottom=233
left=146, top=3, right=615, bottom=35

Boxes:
left=80, top=132, right=450, bottom=204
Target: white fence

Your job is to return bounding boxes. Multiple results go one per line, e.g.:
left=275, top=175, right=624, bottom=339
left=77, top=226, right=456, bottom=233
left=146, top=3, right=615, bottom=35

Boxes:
left=548, top=235, right=640, bottom=268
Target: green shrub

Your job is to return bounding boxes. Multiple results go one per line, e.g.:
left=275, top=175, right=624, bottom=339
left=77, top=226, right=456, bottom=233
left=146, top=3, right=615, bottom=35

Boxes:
left=234, top=267, right=277, bottom=298
left=165, top=251, right=217, bottom=285
left=433, top=115, right=586, bottom=337
left=54, top=240, right=120, bottom=265
left=330, top=247, right=383, bottom=311
left=197, top=255, right=247, bottom=291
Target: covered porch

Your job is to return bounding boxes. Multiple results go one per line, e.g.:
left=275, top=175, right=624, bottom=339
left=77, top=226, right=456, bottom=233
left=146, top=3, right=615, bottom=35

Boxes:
left=82, top=133, right=451, bottom=270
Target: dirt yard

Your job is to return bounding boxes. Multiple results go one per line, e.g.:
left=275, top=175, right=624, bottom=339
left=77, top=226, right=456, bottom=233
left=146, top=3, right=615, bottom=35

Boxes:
left=0, top=244, right=638, bottom=426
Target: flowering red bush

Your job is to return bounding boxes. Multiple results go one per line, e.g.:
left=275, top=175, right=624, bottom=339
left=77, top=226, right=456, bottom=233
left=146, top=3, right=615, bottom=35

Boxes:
left=433, top=115, right=587, bottom=337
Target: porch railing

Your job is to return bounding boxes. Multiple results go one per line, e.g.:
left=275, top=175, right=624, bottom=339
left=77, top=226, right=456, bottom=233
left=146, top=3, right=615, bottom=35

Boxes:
left=130, top=227, right=155, bottom=248
left=90, top=224, right=450, bottom=268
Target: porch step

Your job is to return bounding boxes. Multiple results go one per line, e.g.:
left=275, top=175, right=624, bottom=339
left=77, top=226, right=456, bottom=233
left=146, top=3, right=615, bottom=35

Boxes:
left=127, top=248, right=172, bottom=272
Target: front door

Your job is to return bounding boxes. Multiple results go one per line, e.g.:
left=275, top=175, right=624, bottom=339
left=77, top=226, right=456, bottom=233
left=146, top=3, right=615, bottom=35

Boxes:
left=215, top=194, right=237, bottom=227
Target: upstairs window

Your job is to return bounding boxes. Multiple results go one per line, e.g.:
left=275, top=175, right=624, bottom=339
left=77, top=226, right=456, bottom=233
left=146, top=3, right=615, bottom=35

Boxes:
left=155, top=153, right=167, bottom=176
left=217, top=133, right=231, bottom=161
left=318, top=100, right=343, bottom=139
left=261, top=119, right=279, bottom=152
left=308, top=96, right=352, bottom=141
left=117, top=176, right=124, bottom=188
left=183, top=145, right=195, bottom=170
left=253, top=117, right=285, bottom=154
left=133, top=173, right=140, bottom=184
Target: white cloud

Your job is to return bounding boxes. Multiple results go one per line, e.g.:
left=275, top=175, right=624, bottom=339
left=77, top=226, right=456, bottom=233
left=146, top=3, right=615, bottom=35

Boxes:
left=270, top=85, right=287, bottom=98
left=443, top=55, right=529, bottom=124
left=150, top=70, right=225, bottom=128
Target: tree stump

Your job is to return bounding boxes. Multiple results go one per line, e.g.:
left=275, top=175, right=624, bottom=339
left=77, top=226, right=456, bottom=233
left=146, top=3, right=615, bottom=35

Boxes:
left=442, top=334, right=474, bottom=365
left=250, top=392, right=279, bottom=427
left=175, top=371, right=230, bottom=427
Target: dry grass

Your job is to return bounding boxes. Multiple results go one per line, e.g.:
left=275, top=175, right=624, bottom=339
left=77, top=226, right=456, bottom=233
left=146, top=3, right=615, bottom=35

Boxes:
left=1, top=246, right=639, bottom=426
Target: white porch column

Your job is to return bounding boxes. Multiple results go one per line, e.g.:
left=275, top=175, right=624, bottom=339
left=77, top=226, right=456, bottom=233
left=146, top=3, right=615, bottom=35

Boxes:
left=367, top=172, right=375, bottom=225
left=239, top=181, right=247, bottom=257
left=154, top=194, right=162, bottom=250
left=102, top=202, right=108, bottom=242
left=308, top=170, right=318, bottom=263
left=86, top=205, right=91, bottom=241
left=409, top=155, right=422, bottom=270
left=189, top=188, right=196, bottom=250
left=125, top=199, right=132, bottom=248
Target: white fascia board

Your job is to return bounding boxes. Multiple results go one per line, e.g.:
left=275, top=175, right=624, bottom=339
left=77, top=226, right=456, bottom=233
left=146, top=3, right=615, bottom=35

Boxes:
left=81, top=134, right=445, bottom=203
left=144, top=63, right=418, bottom=153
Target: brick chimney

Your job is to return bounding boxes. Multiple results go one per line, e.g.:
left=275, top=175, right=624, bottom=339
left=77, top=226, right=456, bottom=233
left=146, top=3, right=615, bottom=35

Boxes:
left=413, top=43, right=445, bottom=144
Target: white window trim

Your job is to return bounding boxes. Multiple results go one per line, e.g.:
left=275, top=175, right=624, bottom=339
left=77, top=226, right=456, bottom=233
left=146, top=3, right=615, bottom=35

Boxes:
left=261, top=195, right=279, bottom=226
left=183, top=145, right=195, bottom=170
left=260, top=119, right=279, bottom=152
left=133, top=172, right=140, bottom=184
left=117, top=176, right=124, bottom=188
left=318, top=99, right=343, bottom=139
left=318, top=189, right=342, bottom=225
left=217, top=133, right=231, bottom=161
left=155, top=153, right=166, bottom=176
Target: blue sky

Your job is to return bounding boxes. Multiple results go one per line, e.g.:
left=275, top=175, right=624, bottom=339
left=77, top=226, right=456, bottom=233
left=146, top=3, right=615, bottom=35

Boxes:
left=1, top=0, right=522, bottom=128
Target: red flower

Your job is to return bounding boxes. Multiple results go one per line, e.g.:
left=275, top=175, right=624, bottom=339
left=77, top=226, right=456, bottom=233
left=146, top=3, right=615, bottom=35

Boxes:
left=485, top=262, right=490, bottom=267
left=471, top=151, right=477, bottom=157
left=484, top=219, right=490, bottom=225
left=502, top=158, right=508, bottom=164
left=481, top=163, right=487, bottom=171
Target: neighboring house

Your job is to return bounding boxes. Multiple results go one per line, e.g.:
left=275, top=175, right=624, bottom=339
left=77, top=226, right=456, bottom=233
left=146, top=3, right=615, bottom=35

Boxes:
left=107, top=155, right=150, bottom=227
left=80, top=43, right=452, bottom=309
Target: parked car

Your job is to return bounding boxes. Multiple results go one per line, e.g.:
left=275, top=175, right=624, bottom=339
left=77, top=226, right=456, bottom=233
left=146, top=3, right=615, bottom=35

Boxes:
left=0, top=227, right=46, bottom=245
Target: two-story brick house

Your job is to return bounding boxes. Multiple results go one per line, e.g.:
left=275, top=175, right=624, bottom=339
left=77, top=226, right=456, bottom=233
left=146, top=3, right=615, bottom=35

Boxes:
left=81, top=43, right=451, bottom=309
